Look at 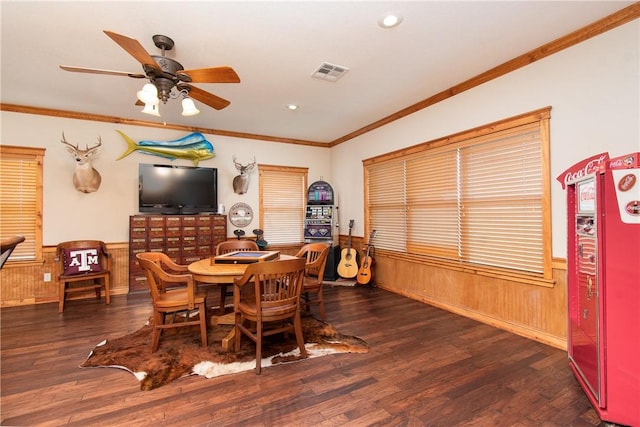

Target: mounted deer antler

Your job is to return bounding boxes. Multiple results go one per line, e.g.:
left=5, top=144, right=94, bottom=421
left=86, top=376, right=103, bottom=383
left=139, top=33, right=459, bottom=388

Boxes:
left=60, top=132, right=102, bottom=193
left=232, top=155, right=256, bottom=195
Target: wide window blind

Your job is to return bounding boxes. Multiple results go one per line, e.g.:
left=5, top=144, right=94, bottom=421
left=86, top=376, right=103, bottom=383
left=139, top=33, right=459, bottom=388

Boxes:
left=259, top=165, right=308, bottom=245
left=364, top=110, right=551, bottom=278
left=460, top=123, right=544, bottom=273
left=0, top=145, right=45, bottom=262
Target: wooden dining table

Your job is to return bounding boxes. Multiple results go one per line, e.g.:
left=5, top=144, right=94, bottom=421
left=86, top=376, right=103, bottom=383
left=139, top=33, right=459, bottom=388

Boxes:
left=188, top=253, right=297, bottom=349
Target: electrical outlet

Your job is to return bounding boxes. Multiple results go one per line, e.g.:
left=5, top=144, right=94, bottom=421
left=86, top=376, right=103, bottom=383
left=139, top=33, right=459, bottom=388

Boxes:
left=43, top=273, right=51, bottom=282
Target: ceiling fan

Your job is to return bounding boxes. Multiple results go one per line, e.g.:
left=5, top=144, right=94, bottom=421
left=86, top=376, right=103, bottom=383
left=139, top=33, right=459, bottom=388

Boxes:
left=60, top=30, right=240, bottom=112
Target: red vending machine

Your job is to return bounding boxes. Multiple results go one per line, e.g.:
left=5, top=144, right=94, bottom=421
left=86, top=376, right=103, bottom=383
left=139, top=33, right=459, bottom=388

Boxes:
left=558, top=152, right=640, bottom=426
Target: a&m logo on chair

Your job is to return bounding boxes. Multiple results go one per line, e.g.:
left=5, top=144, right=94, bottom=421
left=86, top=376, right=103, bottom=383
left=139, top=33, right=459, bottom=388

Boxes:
left=64, top=248, right=102, bottom=275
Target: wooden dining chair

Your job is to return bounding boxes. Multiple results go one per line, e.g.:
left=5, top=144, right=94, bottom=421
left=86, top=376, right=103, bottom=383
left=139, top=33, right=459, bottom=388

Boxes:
left=136, top=252, right=208, bottom=352
left=233, top=258, right=308, bottom=374
left=139, top=251, right=190, bottom=292
left=295, top=243, right=330, bottom=320
left=215, top=240, right=259, bottom=313
left=55, top=240, right=111, bottom=313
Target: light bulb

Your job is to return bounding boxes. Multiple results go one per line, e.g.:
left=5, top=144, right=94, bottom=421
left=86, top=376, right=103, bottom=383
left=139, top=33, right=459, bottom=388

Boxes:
left=141, top=102, right=160, bottom=117
left=137, top=83, right=159, bottom=104
left=181, top=97, right=200, bottom=116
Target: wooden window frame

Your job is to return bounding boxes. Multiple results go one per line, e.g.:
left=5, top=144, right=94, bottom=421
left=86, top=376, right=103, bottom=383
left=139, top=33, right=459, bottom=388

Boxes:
left=363, top=107, right=553, bottom=287
left=0, top=145, right=45, bottom=265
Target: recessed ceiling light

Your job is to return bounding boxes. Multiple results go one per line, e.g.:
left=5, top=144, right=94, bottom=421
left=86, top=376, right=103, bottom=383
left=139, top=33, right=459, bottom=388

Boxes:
left=379, top=13, right=403, bottom=29
left=286, top=104, right=299, bottom=111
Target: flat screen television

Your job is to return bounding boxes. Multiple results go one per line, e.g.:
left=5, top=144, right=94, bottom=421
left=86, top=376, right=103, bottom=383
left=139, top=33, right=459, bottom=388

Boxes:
left=139, top=163, right=218, bottom=214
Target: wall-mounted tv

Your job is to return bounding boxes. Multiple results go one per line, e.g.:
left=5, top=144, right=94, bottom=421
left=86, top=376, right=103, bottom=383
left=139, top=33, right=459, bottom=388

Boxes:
left=139, top=163, right=218, bottom=214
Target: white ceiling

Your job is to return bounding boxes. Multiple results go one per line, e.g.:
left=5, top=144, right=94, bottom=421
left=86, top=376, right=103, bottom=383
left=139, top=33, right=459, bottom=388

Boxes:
left=1, top=1, right=634, bottom=144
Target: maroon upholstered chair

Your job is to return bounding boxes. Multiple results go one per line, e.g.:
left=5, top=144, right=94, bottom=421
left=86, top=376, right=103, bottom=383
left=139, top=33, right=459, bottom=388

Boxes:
left=55, top=240, right=111, bottom=313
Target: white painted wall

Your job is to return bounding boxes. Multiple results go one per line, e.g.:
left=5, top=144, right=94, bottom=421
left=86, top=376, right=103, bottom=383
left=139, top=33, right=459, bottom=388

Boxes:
left=0, top=113, right=331, bottom=244
left=330, top=21, right=639, bottom=258
left=1, top=21, right=638, bottom=257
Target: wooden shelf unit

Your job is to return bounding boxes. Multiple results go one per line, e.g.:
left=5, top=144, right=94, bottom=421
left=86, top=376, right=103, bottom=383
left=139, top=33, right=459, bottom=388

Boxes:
left=128, top=214, right=227, bottom=292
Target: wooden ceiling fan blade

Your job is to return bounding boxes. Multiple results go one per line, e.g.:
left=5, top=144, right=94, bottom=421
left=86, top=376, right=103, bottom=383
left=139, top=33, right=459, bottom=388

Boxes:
left=103, top=30, right=162, bottom=74
left=179, top=66, right=240, bottom=83
left=186, top=85, right=231, bottom=110
left=60, top=65, right=146, bottom=78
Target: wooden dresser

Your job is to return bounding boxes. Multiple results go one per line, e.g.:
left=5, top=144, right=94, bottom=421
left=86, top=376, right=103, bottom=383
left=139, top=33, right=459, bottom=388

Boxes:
left=128, top=214, right=227, bottom=292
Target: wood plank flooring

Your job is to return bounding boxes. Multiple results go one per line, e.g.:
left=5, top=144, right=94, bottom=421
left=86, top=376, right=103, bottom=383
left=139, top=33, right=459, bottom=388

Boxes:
left=1, top=285, right=604, bottom=426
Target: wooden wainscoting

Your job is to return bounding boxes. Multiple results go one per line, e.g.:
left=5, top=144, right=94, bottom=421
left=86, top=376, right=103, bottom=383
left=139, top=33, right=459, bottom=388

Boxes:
left=0, top=243, right=130, bottom=307
left=337, top=234, right=567, bottom=349
left=0, top=242, right=304, bottom=308
left=372, top=252, right=568, bottom=349
left=2, top=235, right=568, bottom=351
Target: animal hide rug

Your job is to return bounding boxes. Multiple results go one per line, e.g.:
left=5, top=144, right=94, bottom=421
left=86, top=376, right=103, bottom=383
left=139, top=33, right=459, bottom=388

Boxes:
left=80, top=315, right=368, bottom=390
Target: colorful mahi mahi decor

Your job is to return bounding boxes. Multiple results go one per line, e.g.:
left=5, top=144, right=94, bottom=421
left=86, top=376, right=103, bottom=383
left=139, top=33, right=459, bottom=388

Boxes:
left=116, top=130, right=215, bottom=166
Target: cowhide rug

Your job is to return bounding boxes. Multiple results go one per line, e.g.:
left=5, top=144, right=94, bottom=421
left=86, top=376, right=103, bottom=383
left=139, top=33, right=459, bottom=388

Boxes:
left=80, top=314, right=368, bottom=390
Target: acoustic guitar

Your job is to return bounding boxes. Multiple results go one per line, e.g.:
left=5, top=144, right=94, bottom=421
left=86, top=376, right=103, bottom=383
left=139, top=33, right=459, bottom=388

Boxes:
left=356, top=230, right=377, bottom=285
left=337, top=220, right=359, bottom=279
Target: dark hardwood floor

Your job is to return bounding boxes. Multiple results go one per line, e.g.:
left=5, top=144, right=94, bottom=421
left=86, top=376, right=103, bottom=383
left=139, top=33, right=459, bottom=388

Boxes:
left=1, top=285, right=603, bottom=427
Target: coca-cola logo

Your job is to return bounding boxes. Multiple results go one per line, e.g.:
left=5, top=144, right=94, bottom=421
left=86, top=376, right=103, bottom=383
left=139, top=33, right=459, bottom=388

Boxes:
left=618, top=174, right=637, bottom=192
left=580, top=185, right=595, bottom=202
left=561, top=154, right=608, bottom=186
left=625, top=201, right=640, bottom=216
left=610, top=155, right=636, bottom=169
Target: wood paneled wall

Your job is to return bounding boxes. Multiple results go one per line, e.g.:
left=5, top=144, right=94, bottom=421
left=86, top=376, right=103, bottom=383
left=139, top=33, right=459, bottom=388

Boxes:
left=372, top=254, right=567, bottom=349
left=1, top=237, right=568, bottom=351
left=0, top=241, right=302, bottom=308
left=338, top=235, right=568, bottom=350
left=0, top=243, right=130, bottom=307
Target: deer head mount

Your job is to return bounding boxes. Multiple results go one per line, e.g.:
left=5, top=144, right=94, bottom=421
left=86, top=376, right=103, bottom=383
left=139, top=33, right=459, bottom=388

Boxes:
left=60, top=132, right=102, bottom=193
left=232, top=155, right=256, bottom=195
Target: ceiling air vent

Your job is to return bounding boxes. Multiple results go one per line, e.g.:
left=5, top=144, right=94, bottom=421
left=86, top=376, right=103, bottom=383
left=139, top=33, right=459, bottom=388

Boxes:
left=311, top=62, right=350, bottom=82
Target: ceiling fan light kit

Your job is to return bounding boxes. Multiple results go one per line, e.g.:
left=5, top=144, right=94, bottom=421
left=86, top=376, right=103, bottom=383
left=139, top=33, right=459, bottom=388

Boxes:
left=181, top=96, right=200, bottom=116
left=60, top=31, right=240, bottom=117
left=137, top=83, right=159, bottom=105
left=141, top=102, right=160, bottom=117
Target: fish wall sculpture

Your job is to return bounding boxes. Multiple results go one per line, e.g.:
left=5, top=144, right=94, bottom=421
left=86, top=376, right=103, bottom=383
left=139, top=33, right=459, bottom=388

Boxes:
left=116, top=131, right=215, bottom=166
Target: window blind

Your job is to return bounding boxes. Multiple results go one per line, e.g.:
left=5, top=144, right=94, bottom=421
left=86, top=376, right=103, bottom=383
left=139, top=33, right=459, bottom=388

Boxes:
left=0, top=146, right=44, bottom=262
left=406, top=148, right=460, bottom=258
left=259, top=165, right=308, bottom=245
left=364, top=111, right=551, bottom=278
left=365, top=158, right=406, bottom=252
left=459, top=124, right=544, bottom=273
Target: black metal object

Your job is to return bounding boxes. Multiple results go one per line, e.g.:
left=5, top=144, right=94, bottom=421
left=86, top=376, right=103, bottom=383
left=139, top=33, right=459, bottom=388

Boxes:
left=253, top=229, right=268, bottom=249
left=323, top=244, right=341, bottom=281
